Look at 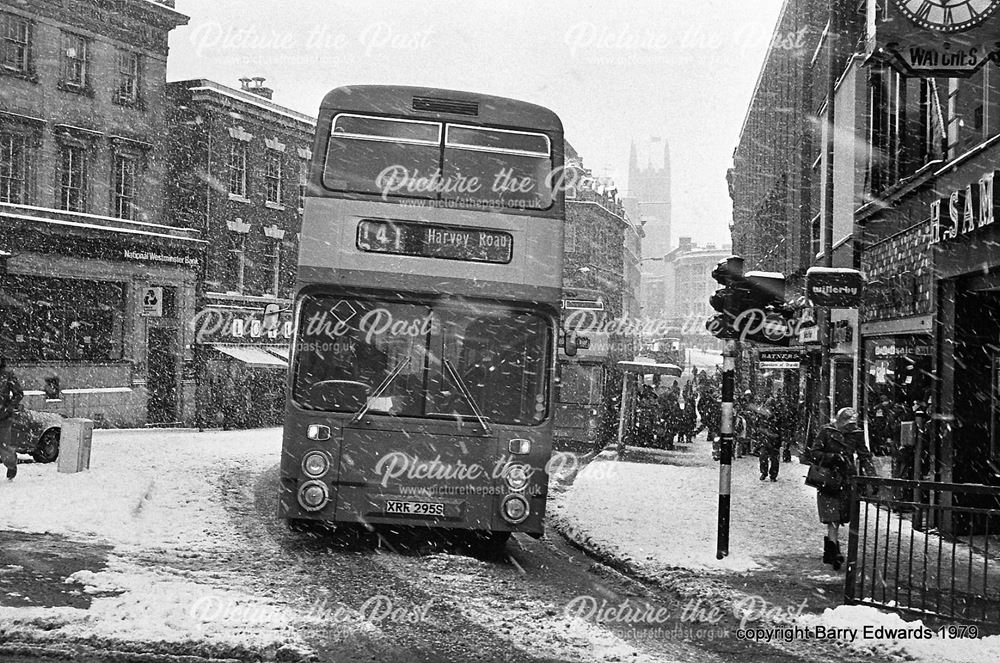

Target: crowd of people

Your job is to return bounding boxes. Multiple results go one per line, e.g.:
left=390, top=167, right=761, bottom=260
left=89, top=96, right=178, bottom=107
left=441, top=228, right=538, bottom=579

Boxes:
left=633, top=375, right=699, bottom=450
left=632, top=367, right=802, bottom=482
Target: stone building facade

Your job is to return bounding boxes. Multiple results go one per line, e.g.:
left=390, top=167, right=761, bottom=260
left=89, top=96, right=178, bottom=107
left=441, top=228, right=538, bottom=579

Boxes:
left=0, top=0, right=197, bottom=426
left=165, top=78, right=315, bottom=428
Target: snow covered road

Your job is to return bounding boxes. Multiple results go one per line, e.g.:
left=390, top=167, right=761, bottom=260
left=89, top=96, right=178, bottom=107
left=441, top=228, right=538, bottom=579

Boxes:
left=0, top=427, right=896, bottom=662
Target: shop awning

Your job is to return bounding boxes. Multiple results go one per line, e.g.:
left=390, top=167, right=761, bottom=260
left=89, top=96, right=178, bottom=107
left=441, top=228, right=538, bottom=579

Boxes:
left=266, top=346, right=290, bottom=360
left=212, top=345, right=287, bottom=368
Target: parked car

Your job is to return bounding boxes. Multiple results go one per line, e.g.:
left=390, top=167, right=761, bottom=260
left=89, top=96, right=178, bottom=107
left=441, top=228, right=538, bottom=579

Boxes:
left=10, top=406, right=62, bottom=463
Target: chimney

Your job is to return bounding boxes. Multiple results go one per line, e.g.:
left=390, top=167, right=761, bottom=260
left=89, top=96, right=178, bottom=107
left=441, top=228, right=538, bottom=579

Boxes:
left=678, top=236, right=693, bottom=252
left=240, top=76, right=273, bottom=100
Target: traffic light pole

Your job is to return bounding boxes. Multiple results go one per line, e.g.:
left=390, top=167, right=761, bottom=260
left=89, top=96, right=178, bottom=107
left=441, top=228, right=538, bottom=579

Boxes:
left=716, top=338, right=736, bottom=559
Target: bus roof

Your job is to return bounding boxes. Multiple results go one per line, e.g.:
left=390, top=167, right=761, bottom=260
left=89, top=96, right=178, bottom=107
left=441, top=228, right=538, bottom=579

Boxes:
left=618, top=361, right=683, bottom=376
left=318, top=85, right=563, bottom=132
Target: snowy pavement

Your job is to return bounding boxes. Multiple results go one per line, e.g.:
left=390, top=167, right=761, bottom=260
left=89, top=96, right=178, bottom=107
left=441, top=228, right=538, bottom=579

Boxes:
left=0, top=428, right=315, bottom=660
left=550, top=433, right=1000, bottom=663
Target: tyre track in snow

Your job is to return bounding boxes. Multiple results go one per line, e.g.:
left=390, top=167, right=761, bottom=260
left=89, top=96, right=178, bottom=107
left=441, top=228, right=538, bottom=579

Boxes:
left=215, top=460, right=883, bottom=663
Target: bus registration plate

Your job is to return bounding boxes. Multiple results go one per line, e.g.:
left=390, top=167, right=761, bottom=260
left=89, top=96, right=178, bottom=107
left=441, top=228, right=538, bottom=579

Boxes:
left=384, top=500, right=446, bottom=517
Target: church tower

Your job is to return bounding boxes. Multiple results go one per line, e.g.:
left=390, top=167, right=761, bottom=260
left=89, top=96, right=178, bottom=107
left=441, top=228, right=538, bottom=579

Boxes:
left=625, top=139, right=672, bottom=257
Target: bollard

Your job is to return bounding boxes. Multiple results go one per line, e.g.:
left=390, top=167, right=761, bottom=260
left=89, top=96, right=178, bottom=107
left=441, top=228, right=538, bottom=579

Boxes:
left=57, top=418, right=93, bottom=473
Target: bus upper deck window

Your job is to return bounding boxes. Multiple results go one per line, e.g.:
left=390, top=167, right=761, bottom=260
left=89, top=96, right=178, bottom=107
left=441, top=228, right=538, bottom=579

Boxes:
left=324, top=114, right=442, bottom=196
left=442, top=125, right=554, bottom=210
left=332, top=114, right=441, bottom=145
left=445, top=126, right=550, bottom=157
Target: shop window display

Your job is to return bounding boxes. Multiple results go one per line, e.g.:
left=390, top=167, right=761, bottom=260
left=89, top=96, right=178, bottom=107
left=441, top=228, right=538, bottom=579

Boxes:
left=863, top=337, right=933, bottom=457
left=0, top=275, right=125, bottom=362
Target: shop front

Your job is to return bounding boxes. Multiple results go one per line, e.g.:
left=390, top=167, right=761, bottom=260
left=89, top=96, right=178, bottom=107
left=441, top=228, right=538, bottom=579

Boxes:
left=192, top=296, right=292, bottom=429
left=860, top=334, right=933, bottom=459
left=860, top=137, right=1000, bottom=511
left=0, top=205, right=203, bottom=426
left=931, top=155, right=1000, bottom=489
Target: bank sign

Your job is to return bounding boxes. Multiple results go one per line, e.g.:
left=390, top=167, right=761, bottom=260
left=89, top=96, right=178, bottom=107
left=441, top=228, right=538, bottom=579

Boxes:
left=930, top=170, right=1000, bottom=244
left=867, top=0, right=1000, bottom=77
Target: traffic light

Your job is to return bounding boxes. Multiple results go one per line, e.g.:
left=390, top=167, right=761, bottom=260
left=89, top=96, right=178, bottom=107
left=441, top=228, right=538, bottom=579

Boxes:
left=706, top=259, right=793, bottom=346
left=706, top=256, right=746, bottom=339
left=740, top=271, right=791, bottom=346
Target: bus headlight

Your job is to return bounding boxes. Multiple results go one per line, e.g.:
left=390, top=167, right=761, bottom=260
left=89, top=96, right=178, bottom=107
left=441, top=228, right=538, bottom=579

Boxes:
left=508, top=438, right=531, bottom=454
left=302, top=451, right=331, bottom=478
left=501, top=494, right=530, bottom=524
left=504, top=464, right=530, bottom=492
left=298, top=480, right=329, bottom=511
left=307, top=424, right=331, bottom=441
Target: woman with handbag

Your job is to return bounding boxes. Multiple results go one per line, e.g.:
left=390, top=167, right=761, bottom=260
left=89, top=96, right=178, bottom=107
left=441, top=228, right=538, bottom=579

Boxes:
left=804, top=407, right=875, bottom=570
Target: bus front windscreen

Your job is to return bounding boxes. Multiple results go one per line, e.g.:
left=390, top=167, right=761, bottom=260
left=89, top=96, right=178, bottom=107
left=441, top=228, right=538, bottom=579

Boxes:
left=293, top=294, right=551, bottom=425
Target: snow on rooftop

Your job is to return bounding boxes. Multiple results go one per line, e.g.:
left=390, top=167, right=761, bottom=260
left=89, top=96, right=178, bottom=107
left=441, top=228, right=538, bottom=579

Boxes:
left=805, top=267, right=862, bottom=275
left=185, top=82, right=316, bottom=126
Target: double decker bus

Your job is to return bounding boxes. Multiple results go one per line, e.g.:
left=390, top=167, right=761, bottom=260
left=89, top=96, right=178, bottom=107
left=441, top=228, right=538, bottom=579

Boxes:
left=555, top=288, right=610, bottom=452
left=280, top=86, right=565, bottom=547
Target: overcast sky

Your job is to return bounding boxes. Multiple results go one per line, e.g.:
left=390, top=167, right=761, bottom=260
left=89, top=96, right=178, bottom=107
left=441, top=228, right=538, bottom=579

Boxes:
left=167, top=0, right=785, bottom=251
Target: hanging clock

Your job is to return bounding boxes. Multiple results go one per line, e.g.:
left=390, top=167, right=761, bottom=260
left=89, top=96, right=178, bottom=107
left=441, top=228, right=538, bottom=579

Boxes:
left=893, top=0, right=1000, bottom=33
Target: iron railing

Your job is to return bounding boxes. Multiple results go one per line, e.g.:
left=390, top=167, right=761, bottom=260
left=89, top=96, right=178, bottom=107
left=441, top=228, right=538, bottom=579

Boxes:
left=845, top=477, right=1000, bottom=626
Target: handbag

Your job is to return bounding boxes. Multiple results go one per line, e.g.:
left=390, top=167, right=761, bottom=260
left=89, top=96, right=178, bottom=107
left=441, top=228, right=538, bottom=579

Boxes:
left=805, top=463, right=845, bottom=494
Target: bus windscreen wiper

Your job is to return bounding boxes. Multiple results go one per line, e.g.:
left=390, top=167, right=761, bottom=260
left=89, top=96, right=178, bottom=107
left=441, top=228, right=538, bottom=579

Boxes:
left=443, top=358, right=492, bottom=434
left=351, top=355, right=412, bottom=423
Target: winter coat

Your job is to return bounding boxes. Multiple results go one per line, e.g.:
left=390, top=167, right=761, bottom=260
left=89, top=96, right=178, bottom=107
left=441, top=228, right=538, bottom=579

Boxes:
left=0, top=368, right=24, bottom=422
left=804, top=423, right=876, bottom=523
left=755, top=398, right=783, bottom=452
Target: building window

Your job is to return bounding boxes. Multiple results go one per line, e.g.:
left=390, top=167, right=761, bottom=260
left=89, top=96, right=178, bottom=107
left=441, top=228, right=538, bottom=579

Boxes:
left=267, top=243, right=281, bottom=296
left=229, top=142, right=247, bottom=197
left=61, top=32, right=88, bottom=90
left=811, top=215, right=821, bottom=258
left=565, top=223, right=577, bottom=252
left=116, top=51, right=140, bottom=104
left=0, top=131, right=31, bottom=204
left=0, top=276, right=125, bottom=362
left=59, top=143, right=86, bottom=212
left=298, top=159, right=308, bottom=211
left=226, top=234, right=246, bottom=293
left=1, top=13, right=31, bottom=74
left=265, top=151, right=282, bottom=204
left=113, top=154, right=137, bottom=219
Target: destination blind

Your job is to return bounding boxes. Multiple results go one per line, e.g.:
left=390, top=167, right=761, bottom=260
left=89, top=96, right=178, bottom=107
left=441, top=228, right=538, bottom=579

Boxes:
left=356, top=219, right=513, bottom=264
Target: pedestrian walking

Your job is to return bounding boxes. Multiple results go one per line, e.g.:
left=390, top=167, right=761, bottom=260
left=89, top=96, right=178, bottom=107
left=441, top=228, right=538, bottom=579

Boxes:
left=803, top=407, right=876, bottom=571
left=700, top=386, right=721, bottom=460
left=654, top=387, right=679, bottom=450
left=635, top=382, right=657, bottom=447
left=0, top=355, right=25, bottom=481
left=680, top=393, right=698, bottom=443
left=757, top=396, right=782, bottom=481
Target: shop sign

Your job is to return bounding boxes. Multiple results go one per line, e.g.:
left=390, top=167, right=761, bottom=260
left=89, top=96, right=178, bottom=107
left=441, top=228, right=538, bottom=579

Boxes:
left=872, top=340, right=933, bottom=357
left=192, top=306, right=293, bottom=344
left=799, top=325, right=820, bottom=344
left=832, top=320, right=854, bottom=345
left=929, top=170, right=999, bottom=244
left=759, top=349, right=802, bottom=370
left=805, top=268, right=865, bottom=308
left=868, top=1, right=1000, bottom=78
left=141, top=287, right=163, bottom=317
